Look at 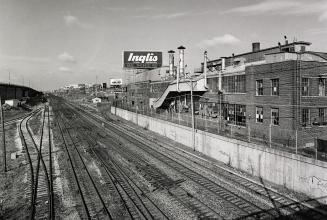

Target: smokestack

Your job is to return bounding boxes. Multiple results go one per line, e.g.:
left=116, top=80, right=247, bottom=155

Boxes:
left=177, top=46, right=185, bottom=91
left=178, top=46, right=186, bottom=76
left=168, top=50, right=175, bottom=77
left=252, top=42, right=260, bottom=52
left=221, top=57, right=226, bottom=71
left=219, top=57, right=226, bottom=91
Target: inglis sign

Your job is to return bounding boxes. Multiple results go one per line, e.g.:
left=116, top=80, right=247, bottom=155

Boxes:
left=123, top=51, right=162, bottom=69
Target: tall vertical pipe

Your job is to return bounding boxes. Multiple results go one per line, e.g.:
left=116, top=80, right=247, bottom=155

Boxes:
left=219, top=57, right=226, bottom=91
left=168, top=50, right=175, bottom=77
left=177, top=46, right=186, bottom=91
left=204, top=51, right=208, bottom=88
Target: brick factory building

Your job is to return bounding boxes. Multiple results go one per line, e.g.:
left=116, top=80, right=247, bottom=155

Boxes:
left=119, top=39, right=327, bottom=149
left=202, top=40, right=327, bottom=148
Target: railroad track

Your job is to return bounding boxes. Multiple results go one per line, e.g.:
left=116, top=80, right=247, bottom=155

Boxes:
left=57, top=105, right=170, bottom=220
left=19, top=105, right=55, bottom=219
left=77, top=121, right=223, bottom=220
left=67, top=103, right=276, bottom=219
left=112, top=114, right=327, bottom=220
left=56, top=113, right=115, bottom=219
left=66, top=100, right=327, bottom=220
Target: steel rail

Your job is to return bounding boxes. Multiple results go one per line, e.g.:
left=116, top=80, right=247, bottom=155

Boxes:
left=59, top=115, right=113, bottom=220
left=69, top=102, right=278, bottom=219
left=56, top=119, right=92, bottom=219
left=27, top=107, right=51, bottom=220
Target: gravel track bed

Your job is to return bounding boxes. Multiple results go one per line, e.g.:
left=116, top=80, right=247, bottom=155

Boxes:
left=100, top=121, right=278, bottom=217
left=110, top=115, right=323, bottom=217
left=117, top=116, right=316, bottom=206
left=75, top=106, right=273, bottom=218
left=51, top=120, right=81, bottom=219
left=69, top=108, right=197, bottom=219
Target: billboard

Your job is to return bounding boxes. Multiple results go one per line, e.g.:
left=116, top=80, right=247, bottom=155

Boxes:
left=123, top=51, right=162, bottom=69
left=110, top=79, right=122, bottom=86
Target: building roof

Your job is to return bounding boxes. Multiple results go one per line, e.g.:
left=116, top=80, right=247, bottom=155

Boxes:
left=305, top=51, right=327, bottom=61
left=207, top=41, right=312, bottom=64
left=0, top=83, right=38, bottom=92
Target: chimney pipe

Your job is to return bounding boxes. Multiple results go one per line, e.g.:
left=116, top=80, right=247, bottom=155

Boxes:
left=177, top=45, right=186, bottom=91
left=252, top=42, right=260, bottom=52
left=178, top=46, right=186, bottom=76
left=219, top=57, right=226, bottom=91
left=168, top=50, right=175, bottom=77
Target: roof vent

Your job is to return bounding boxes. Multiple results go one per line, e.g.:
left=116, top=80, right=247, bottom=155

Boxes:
left=252, top=42, right=260, bottom=52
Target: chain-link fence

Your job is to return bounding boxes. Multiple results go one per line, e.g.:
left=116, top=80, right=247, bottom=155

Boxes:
left=110, top=100, right=326, bottom=162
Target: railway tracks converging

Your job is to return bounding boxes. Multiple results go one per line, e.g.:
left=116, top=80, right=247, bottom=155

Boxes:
left=19, top=105, right=55, bottom=219
left=44, top=96, right=327, bottom=219
left=65, top=99, right=327, bottom=220
left=55, top=105, right=170, bottom=220
left=56, top=115, right=113, bottom=219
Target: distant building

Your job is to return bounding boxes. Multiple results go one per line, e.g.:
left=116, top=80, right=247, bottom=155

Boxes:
left=5, top=99, right=20, bottom=107
left=92, top=97, right=102, bottom=103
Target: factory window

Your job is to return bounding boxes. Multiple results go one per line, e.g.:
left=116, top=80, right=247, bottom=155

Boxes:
left=208, top=77, right=218, bottom=92
left=301, top=78, right=309, bottom=96
left=319, top=108, right=326, bottom=124
left=271, top=108, right=279, bottom=125
left=300, top=46, right=306, bottom=52
left=271, top=78, right=279, bottom=96
left=228, top=76, right=235, bottom=93
left=235, top=105, right=246, bottom=126
left=318, top=78, right=325, bottom=96
left=302, top=108, right=310, bottom=127
left=256, top=107, right=263, bottom=123
left=256, top=80, right=263, bottom=96
left=227, top=104, right=235, bottom=123
left=222, top=75, right=245, bottom=93
left=235, top=75, right=246, bottom=93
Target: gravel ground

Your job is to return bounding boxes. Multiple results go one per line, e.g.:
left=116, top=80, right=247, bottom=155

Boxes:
left=108, top=111, right=319, bottom=205
left=0, top=122, right=30, bottom=219
left=50, top=107, right=81, bottom=219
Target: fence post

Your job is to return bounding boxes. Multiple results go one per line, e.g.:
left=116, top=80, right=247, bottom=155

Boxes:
left=295, top=129, right=298, bottom=154
left=315, top=137, right=318, bottom=160
left=248, top=125, right=251, bottom=142
left=269, top=123, right=272, bottom=148
left=0, top=96, right=7, bottom=173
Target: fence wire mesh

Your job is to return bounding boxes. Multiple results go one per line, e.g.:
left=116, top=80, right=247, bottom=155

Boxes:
left=111, top=100, right=326, bottom=162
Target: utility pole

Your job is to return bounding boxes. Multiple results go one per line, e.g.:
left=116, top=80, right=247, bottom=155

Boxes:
left=190, top=78, right=195, bottom=151
left=204, top=51, right=207, bottom=88
left=0, top=97, right=7, bottom=172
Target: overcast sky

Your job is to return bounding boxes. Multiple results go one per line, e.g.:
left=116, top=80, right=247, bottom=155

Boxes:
left=0, top=0, right=327, bottom=90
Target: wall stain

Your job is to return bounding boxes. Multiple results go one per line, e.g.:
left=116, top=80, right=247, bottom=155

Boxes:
left=299, top=176, right=327, bottom=193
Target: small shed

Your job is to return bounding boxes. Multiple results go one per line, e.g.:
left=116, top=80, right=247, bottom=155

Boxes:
left=5, top=99, right=20, bottom=107
left=92, top=97, right=102, bottom=104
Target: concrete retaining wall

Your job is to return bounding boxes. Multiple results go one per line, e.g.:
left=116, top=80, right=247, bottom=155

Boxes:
left=112, top=107, right=327, bottom=204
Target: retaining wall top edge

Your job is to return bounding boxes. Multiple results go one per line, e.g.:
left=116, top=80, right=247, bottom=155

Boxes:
left=113, top=107, right=327, bottom=168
